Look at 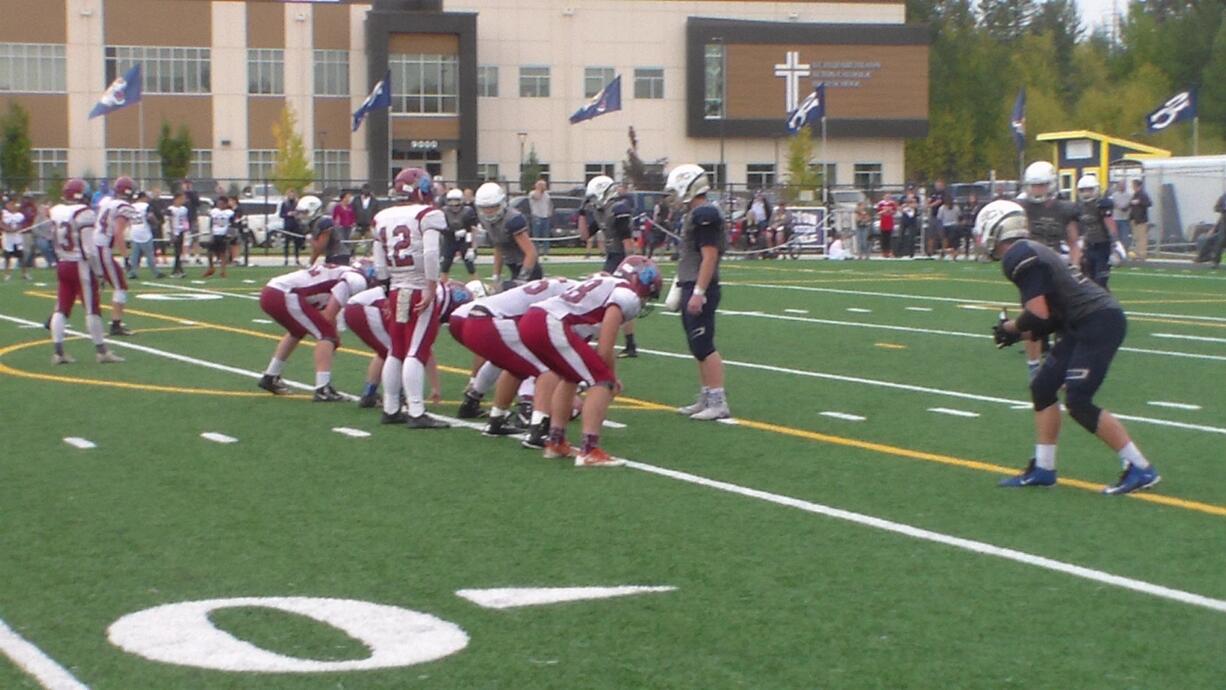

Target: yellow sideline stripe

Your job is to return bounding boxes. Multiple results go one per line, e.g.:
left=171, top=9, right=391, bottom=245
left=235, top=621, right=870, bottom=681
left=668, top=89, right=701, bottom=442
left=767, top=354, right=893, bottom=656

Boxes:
left=13, top=292, right=1226, bottom=518
left=874, top=342, right=908, bottom=350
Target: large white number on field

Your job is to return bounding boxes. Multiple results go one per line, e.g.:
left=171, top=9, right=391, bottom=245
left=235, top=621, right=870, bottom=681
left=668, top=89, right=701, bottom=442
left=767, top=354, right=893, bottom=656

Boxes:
left=106, top=597, right=468, bottom=673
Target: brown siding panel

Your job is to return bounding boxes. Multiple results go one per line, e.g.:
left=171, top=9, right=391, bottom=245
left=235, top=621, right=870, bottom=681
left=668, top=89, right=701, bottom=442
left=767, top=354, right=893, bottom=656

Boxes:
left=313, top=98, right=351, bottom=150
left=391, top=117, right=459, bottom=142
left=0, top=0, right=65, bottom=43
left=313, top=4, right=350, bottom=50
left=0, top=95, right=68, bottom=148
left=247, top=98, right=284, bottom=149
left=104, top=95, right=213, bottom=148
left=247, top=2, right=284, bottom=48
left=106, top=0, right=211, bottom=46
left=388, top=33, right=458, bottom=55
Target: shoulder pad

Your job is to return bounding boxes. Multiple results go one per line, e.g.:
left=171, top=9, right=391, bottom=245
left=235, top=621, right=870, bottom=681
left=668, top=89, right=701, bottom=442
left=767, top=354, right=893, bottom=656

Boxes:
left=1002, top=240, right=1040, bottom=280
left=1097, top=198, right=1113, bottom=211
left=505, top=212, right=528, bottom=233
left=613, top=200, right=633, bottom=216
left=691, top=205, right=722, bottom=229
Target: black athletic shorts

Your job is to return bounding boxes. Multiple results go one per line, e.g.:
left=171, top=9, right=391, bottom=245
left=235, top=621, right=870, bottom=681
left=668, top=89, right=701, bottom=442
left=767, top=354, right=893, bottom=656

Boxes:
left=678, top=280, right=721, bottom=360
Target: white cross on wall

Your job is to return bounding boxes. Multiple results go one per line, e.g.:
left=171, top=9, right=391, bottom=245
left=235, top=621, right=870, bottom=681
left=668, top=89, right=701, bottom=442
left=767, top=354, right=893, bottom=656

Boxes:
left=774, top=51, right=811, bottom=112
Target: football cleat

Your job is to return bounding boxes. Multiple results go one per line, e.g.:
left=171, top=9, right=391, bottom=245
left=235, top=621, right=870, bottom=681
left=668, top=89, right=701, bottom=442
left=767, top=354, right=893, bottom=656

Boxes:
left=357, top=392, right=380, bottom=408
left=1103, top=464, right=1161, bottom=496
left=483, top=415, right=526, bottom=437
left=543, top=439, right=574, bottom=459
left=998, top=459, right=1057, bottom=488
left=51, top=352, right=76, bottom=365
left=521, top=419, right=549, bottom=449
left=575, top=447, right=625, bottom=468
left=406, top=413, right=450, bottom=429
left=109, top=322, right=133, bottom=336
left=617, top=346, right=638, bottom=359
left=258, top=374, right=290, bottom=395
left=457, top=392, right=484, bottom=419
left=313, top=384, right=345, bottom=402
left=96, top=351, right=125, bottom=364
left=515, top=400, right=533, bottom=427
left=690, top=401, right=730, bottom=421
left=677, top=391, right=709, bottom=416
left=381, top=411, right=408, bottom=424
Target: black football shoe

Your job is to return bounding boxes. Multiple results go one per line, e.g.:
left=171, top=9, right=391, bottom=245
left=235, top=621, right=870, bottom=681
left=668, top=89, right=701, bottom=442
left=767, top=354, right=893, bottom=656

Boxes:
left=483, top=415, right=526, bottom=437
left=406, top=413, right=450, bottom=429
left=110, top=321, right=134, bottom=336
left=258, top=374, right=290, bottom=395
left=357, top=391, right=379, bottom=408
left=520, top=418, right=549, bottom=449
left=313, top=384, right=345, bottom=402
left=381, top=410, right=408, bottom=424
left=457, top=391, right=484, bottom=419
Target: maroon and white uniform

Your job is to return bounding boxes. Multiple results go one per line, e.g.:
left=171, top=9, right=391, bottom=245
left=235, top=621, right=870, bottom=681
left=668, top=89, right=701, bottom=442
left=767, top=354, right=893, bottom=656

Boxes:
left=372, top=203, right=445, bottom=364
left=95, top=196, right=136, bottom=295
left=449, top=277, right=572, bottom=380
left=50, top=203, right=101, bottom=317
left=259, top=264, right=366, bottom=343
left=518, top=276, right=642, bottom=386
left=343, top=286, right=392, bottom=359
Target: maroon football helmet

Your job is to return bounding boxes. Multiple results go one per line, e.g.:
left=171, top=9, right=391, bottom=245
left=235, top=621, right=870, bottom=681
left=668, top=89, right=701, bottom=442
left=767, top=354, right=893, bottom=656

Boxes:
left=113, top=175, right=136, bottom=200
left=613, top=255, right=663, bottom=300
left=62, top=178, right=87, bottom=203
left=392, top=168, right=433, bottom=203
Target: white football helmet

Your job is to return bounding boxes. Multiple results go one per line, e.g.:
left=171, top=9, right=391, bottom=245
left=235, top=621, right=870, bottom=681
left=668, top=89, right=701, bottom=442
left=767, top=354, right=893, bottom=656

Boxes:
left=974, top=199, right=1029, bottom=259
left=665, top=164, right=711, bottom=204
left=1076, top=174, right=1100, bottom=202
left=1023, top=161, right=1057, bottom=202
left=473, top=182, right=506, bottom=224
left=295, top=195, right=323, bottom=220
left=465, top=279, right=489, bottom=300
left=445, top=188, right=464, bottom=208
left=585, top=175, right=616, bottom=208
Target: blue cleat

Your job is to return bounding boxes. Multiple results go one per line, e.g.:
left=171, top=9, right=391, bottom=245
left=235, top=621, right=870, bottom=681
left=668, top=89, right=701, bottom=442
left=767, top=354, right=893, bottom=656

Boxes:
left=1103, top=464, right=1161, bottom=496
left=998, top=459, right=1057, bottom=488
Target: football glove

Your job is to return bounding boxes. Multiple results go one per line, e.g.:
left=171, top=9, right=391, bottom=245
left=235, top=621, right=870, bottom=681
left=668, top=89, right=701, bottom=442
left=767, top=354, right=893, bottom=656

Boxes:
left=992, top=322, right=1022, bottom=349
left=464, top=248, right=475, bottom=262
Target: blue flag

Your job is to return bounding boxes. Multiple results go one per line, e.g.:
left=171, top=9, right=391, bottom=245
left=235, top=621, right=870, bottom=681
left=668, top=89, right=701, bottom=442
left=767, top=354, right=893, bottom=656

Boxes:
left=89, top=64, right=142, bottom=119
left=1010, top=87, right=1026, bottom=152
left=570, top=75, right=621, bottom=124
left=1146, top=89, right=1197, bottom=132
left=353, top=70, right=392, bottom=132
left=785, top=84, right=825, bottom=134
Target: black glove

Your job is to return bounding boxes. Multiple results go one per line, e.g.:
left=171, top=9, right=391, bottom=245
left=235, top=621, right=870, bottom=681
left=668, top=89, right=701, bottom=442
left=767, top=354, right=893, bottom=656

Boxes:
left=992, top=322, right=1022, bottom=349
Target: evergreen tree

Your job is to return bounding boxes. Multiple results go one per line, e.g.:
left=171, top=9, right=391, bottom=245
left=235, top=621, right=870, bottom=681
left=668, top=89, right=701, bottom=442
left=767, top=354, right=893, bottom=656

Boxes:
left=519, top=146, right=543, bottom=193
left=157, top=120, right=193, bottom=189
left=784, top=126, right=822, bottom=201
left=979, top=0, right=1036, bottom=43
left=272, top=104, right=314, bottom=194
left=0, top=102, right=35, bottom=193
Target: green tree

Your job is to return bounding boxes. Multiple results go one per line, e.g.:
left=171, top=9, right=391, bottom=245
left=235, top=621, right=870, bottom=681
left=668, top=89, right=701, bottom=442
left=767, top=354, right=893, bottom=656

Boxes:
left=156, top=120, right=193, bottom=189
left=783, top=126, right=821, bottom=201
left=0, top=102, right=35, bottom=193
left=519, top=145, right=543, bottom=193
left=272, top=104, right=314, bottom=194
left=1199, top=19, right=1226, bottom=144
left=979, top=0, right=1036, bottom=43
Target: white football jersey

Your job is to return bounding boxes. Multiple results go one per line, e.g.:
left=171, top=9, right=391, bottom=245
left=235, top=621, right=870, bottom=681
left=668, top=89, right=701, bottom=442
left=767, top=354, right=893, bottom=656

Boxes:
left=210, top=208, right=234, bottom=236
left=130, top=201, right=151, bottom=243
left=168, top=205, right=190, bottom=235
left=452, top=277, right=573, bottom=320
left=348, top=286, right=388, bottom=309
left=2, top=209, right=23, bottom=231
left=372, top=203, right=445, bottom=290
left=50, top=203, right=95, bottom=263
left=96, top=196, right=137, bottom=248
left=1, top=210, right=24, bottom=253
left=268, top=264, right=367, bottom=308
left=537, top=275, right=642, bottom=326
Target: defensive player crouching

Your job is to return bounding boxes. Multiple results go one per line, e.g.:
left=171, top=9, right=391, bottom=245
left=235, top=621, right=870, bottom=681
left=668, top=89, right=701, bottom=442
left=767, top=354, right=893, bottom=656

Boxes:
left=448, top=277, right=574, bottom=439
left=257, top=263, right=371, bottom=401
left=47, top=179, right=124, bottom=364
left=518, top=257, right=662, bottom=467
left=974, top=200, right=1160, bottom=496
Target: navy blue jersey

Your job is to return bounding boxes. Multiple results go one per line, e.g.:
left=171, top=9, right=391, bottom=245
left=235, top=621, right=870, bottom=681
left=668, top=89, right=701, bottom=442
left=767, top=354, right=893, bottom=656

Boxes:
left=676, top=203, right=725, bottom=283
left=1002, top=239, right=1119, bottom=332
left=1025, top=198, right=1079, bottom=250
left=1078, top=197, right=1114, bottom=244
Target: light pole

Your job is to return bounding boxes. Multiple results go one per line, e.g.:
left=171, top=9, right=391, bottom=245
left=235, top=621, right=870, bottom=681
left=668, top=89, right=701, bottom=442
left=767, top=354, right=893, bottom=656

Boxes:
left=517, top=131, right=528, bottom=192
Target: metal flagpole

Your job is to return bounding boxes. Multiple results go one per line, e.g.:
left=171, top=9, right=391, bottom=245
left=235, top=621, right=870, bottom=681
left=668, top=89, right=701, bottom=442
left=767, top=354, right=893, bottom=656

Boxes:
left=138, top=100, right=145, bottom=183
left=1193, top=116, right=1200, bottom=156
left=820, top=114, right=827, bottom=205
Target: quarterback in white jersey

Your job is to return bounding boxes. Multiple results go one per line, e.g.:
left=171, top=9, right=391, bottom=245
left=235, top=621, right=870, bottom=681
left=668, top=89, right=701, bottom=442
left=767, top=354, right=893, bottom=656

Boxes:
left=257, top=263, right=371, bottom=401
left=370, top=167, right=450, bottom=428
left=95, top=176, right=139, bottom=335
left=47, top=179, right=123, bottom=364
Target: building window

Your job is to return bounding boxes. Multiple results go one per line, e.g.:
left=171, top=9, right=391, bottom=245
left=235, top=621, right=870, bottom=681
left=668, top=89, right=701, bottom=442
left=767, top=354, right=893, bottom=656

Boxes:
left=248, top=150, right=277, bottom=185
left=0, top=43, right=66, bottom=93
left=746, top=164, right=776, bottom=189
left=519, top=66, right=550, bottom=98
left=814, top=162, right=836, bottom=187
left=477, top=65, right=498, bottom=97
left=30, top=149, right=67, bottom=186
left=190, top=149, right=213, bottom=185
left=247, top=48, right=283, bottom=95
left=853, top=163, right=883, bottom=190
left=699, top=163, right=726, bottom=190
left=390, top=53, right=458, bottom=114
left=476, top=163, right=500, bottom=182
left=106, top=149, right=161, bottom=188
left=583, top=66, right=615, bottom=98
left=633, top=67, right=663, bottom=99
left=105, top=46, right=210, bottom=94
left=703, top=44, right=724, bottom=119
left=584, top=163, right=616, bottom=183
left=520, top=162, right=550, bottom=183
left=314, top=150, right=351, bottom=187
left=314, top=49, right=349, bottom=97
left=391, top=149, right=442, bottom=179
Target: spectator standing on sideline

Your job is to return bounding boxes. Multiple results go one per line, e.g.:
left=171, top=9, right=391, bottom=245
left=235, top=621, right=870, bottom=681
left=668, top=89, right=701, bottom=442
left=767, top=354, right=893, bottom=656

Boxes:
left=875, top=193, right=897, bottom=258
left=18, top=193, right=46, bottom=272
left=528, top=179, right=553, bottom=256
left=938, top=196, right=960, bottom=259
left=854, top=200, right=872, bottom=259
left=766, top=200, right=790, bottom=257
left=279, top=188, right=302, bottom=266
left=926, top=179, right=950, bottom=256
left=898, top=196, right=920, bottom=257
left=167, top=192, right=189, bottom=277
left=331, top=191, right=356, bottom=255
left=1206, top=191, right=1226, bottom=268
left=646, top=196, right=672, bottom=259
left=749, top=192, right=771, bottom=252
left=180, top=179, right=201, bottom=265
left=2, top=196, right=29, bottom=280
left=1128, top=179, right=1151, bottom=259
left=127, top=192, right=164, bottom=279
left=203, top=196, right=234, bottom=278
left=958, top=193, right=983, bottom=259
left=353, top=184, right=380, bottom=252
left=1111, top=180, right=1132, bottom=251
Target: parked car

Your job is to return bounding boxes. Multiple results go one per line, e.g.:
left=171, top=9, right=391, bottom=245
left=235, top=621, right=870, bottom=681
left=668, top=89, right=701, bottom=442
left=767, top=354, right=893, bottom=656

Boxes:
left=235, top=198, right=284, bottom=247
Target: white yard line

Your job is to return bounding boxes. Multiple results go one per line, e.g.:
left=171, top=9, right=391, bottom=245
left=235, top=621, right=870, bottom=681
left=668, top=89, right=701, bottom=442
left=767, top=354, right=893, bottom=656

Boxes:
left=0, top=617, right=90, bottom=689
left=62, top=438, right=96, bottom=450
left=928, top=408, right=980, bottom=418
left=820, top=412, right=865, bottom=422
left=332, top=427, right=372, bottom=438
left=1152, top=332, right=1226, bottom=344
left=784, top=309, right=809, bottom=314
left=846, top=307, right=872, bottom=313
left=905, top=307, right=933, bottom=312
left=144, top=282, right=259, bottom=300
left=200, top=432, right=238, bottom=444
left=1148, top=401, right=1203, bottom=411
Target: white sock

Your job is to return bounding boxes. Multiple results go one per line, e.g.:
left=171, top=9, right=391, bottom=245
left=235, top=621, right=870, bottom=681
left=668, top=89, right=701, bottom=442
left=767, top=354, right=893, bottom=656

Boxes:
left=404, top=357, right=426, bottom=417
left=517, top=376, right=535, bottom=399
left=1118, top=442, right=1150, bottom=469
left=315, top=371, right=330, bottom=389
left=490, top=406, right=507, bottom=419
left=381, top=356, right=404, bottom=415
left=530, top=410, right=547, bottom=425
left=51, top=312, right=66, bottom=345
left=1035, top=444, right=1057, bottom=471
left=85, top=314, right=105, bottom=346
left=266, top=357, right=285, bottom=377
left=473, top=361, right=501, bottom=395
left=708, top=387, right=726, bottom=405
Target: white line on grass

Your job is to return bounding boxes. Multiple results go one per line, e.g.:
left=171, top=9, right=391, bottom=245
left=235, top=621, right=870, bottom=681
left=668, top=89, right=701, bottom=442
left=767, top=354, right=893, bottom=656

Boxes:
left=784, top=309, right=809, bottom=314
left=1153, top=332, right=1226, bottom=344
left=602, top=420, right=627, bottom=429
left=846, top=308, right=872, bottom=313
left=928, top=408, right=980, bottom=418
left=905, top=307, right=933, bottom=312
left=63, top=437, right=96, bottom=450
left=636, top=347, right=1226, bottom=437
left=820, top=412, right=865, bottom=422
left=200, top=432, right=238, bottom=444
left=0, top=617, right=90, bottom=689
left=252, top=319, right=273, bottom=324
left=332, top=427, right=372, bottom=438
left=1148, top=401, right=1203, bottom=411
left=144, top=282, right=259, bottom=301
left=5, top=310, right=1224, bottom=618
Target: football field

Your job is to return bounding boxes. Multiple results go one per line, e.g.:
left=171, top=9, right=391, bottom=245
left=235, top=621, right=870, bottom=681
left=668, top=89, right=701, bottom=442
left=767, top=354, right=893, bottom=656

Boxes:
left=2, top=258, right=1225, bottom=688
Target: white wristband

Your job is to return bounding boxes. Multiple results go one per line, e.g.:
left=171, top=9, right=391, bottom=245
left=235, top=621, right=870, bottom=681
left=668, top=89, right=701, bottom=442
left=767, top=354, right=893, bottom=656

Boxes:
left=693, top=287, right=706, bottom=297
